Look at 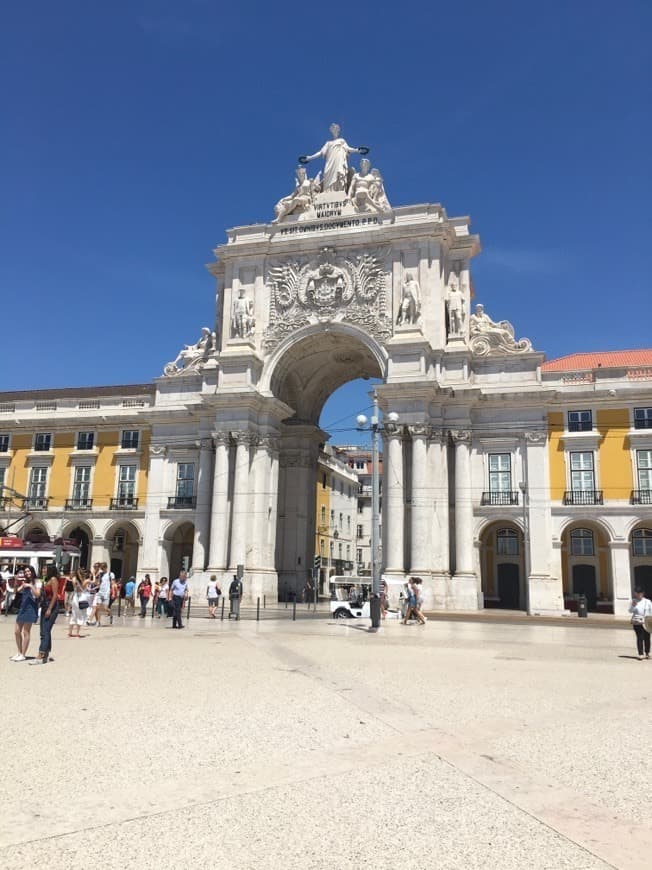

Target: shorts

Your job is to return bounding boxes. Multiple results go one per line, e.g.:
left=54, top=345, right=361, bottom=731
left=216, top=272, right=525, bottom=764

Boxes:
left=208, top=598, right=219, bottom=607
left=95, top=593, right=110, bottom=606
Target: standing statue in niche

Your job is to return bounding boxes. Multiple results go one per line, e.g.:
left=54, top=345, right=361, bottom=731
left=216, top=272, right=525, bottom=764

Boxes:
left=298, top=123, right=369, bottom=193
left=273, top=166, right=320, bottom=223
left=231, top=289, right=255, bottom=339
left=396, top=272, right=421, bottom=325
left=347, top=158, right=391, bottom=213
left=446, top=276, right=466, bottom=338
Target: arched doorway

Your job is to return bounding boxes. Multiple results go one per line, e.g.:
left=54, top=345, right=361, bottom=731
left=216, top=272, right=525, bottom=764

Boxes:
left=561, top=522, right=612, bottom=612
left=23, top=523, right=49, bottom=542
left=65, top=524, right=91, bottom=568
left=164, top=522, right=194, bottom=581
left=631, top=525, right=652, bottom=598
left=479, top=521, right=525, bottom=609
left=266, top=325, right=385, bottom=601
left=105, top=521, right=140, bottom=581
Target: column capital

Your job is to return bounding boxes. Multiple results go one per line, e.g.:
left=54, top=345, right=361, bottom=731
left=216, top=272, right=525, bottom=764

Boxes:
left=149, top=444, right=167, bottom=456
left=211, top=430, right=230, bottom=446
left=450, top=429, right=472, bottom=444
left=196, top=437, right=214, bottom=451
left=427, top=427, right=447, bottom=444
left=384, top=423, right=403, bottom=439
left=525, top=430, right=547, bottom=444
left=408, top=423, right=429, bottom=438
left=231, top=430, right=256, bottom=446
left=257, top=434, right=280, bottom=453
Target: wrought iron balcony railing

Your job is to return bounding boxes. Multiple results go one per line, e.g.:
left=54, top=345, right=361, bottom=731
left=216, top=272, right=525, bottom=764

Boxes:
left=23, top=496, right=49, bottom=510
left=632, top=489, right=652, bottom=505
left=65, top=498, right=93, bottom=510
left=110, top=497, right=139, bottom=510
left=481, top=491, right=519, bottom=506
left=563, top=490, right=604, bottom=506
left=167, top=496, right=197, bottom=509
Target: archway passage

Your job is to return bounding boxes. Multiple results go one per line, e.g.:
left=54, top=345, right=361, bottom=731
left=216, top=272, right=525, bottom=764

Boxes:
left=480, top=522, right=525, bottom=610
left=631, top=525, right=652, bottom=598
left=66, top=524, right=91, bottom=568
left=561, top=522, right=612, bottom=612
left=268, top=327, right=384, bottom=600
left=105, top=521, right=140, bottom=581
left=164, top=522, right=194, bottom=582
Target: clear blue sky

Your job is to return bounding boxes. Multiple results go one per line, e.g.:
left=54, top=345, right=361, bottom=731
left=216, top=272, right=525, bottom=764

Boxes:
left=2, top=1, right=650, bottom=444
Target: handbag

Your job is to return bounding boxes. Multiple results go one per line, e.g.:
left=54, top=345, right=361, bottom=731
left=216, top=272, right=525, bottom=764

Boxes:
left=78, top=599, right=89, bottom=610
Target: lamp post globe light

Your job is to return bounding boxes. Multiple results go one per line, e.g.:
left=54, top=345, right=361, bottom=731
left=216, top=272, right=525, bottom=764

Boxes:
left=356, top=392, right=398, bottom=629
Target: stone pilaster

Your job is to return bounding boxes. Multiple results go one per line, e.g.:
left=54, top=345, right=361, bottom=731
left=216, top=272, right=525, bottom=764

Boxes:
left=192, top=437, right=214, bottom=572
left=139, top=444, right=167, bottom=578
left=610, top=541, right=633, bottom=617
left=207, top=431, right=230, bottom=572
left=409, top=424, right=430, bottom=573
left=383, top=424, right=405, bottom=575
left=228, top=430, right=253, bottom=573
left=451, top=430, right=473, bottom=577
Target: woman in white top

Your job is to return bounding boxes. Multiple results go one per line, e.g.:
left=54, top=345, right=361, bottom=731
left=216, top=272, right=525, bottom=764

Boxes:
left=68, top=571, right=90, bottom=638
left=157, top=578, right=169, bottom=618
left=628, top=587, right=652, bottom=660
left=207, top=575, right=221, bottom=618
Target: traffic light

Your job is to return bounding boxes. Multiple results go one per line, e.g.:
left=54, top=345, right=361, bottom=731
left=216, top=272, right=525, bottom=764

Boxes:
left=313, top=555, right=321, bottom=571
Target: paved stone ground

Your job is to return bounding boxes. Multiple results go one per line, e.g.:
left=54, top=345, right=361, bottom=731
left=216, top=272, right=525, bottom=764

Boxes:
left=1, top=613, right=651, bottom=869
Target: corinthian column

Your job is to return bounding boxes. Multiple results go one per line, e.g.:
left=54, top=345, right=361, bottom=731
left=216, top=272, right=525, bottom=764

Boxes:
left=208, top=432, right=230, bottom=572
left=192, top=438, right=214, bottom=572
left=229, top=431, right=252, bottom=572
left=409, top=424, right=430, bottom=573
left=384, top=425, right=405, bottom=574
left=428, top=428, right=449, bottom=576
left=452, top=430, right=473, bottom=577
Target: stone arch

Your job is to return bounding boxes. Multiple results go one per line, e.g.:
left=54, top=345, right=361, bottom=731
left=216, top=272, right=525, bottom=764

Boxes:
left=23, top=521, right=51, bottom=542
left=163, top=520, right=194, bottom=581
left=262, top=322, right=387, bottom=424
left=560, top=520, right=612, bottom=612
left=629, top=521, right=652, bottom=597
left=104, top=520, right=141, bottom=581
left=478, top=519, right=525, bottom=610
left=63, top=520, right=95, bottom=569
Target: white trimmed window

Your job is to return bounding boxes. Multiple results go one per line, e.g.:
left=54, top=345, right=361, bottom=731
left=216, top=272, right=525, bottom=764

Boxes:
left=570, top=452, right=595, bottom=491
left=632, top=529, right=652, bottom=557
left=356, top=548, right=363, bottom=564
left=34, top=433, right=52, bottom=452
left=176, top=463, right=195, bottom=501
left=634, top=408, right=652, bottom=430
left=496, top=528, right=519, bottom=555
left=117, top=465, right=137, bottom=502
left=72, top=466, right=92, bottom=503
left=568, top=410, right=592, bottom=432
left=570, top=528, right=594, bottom=556
left=320, top=505, right=326, bottom=524
left=28, top=466, right=48, bottom=504
left=76, top=431, right=95, bottom=450
left=636, top=450, right=652, bottom=492
left=121, top=430, right=139, bottom=449
left=357, top=524, right=364, bottom=538
left=489, top=454, right=512, bottom=492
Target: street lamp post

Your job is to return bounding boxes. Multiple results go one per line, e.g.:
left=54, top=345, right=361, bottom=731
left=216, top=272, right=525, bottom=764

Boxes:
left=356, top=392, right=399, bottom=630
left=519, top=480, right=531, bottom=615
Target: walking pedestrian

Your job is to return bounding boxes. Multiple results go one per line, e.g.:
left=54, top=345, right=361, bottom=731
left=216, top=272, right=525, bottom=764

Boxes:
left=64, top=572, right=75, bottom=616
left=152, top=577, right=161, bottom=617
left=95, top=562, right=114, bottom=626
left=170, top=571, right=189, bottom=629
left=228, top=574, right=243, bottom=620
left=68, top=570, right=90, bottom=638
left=157, top=577, right=169, bottom=618
left=30, top=566, right=60, bottom=665
left=108, top=575, right=120, bottom=615
left=207, top=575, right=221, bottom=618
left=629, top=587, right=652, bottom=660
left=137, top=575, right=152, bottom=618
left=124, top=576, right=136, bottom=614
left=10, top=568, right=38, bottom=661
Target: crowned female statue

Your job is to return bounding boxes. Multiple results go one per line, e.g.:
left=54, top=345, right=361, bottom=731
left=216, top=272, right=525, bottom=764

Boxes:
left=299, top=123, right=369, bottom=193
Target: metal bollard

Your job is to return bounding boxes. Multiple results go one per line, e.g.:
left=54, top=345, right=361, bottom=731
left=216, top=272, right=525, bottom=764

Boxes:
left=256, top=597, right=260, bottom=621
left=577, top=594, right=588, bottom=618
left=292, top=600, right=296, bottom=621
left=221, top=597, right=225, bottom=621
left=263, top=595, right=266, bottom=610
left=186, top=596, right=191, bottom=622
left=118, top=596, right=121, bottom=617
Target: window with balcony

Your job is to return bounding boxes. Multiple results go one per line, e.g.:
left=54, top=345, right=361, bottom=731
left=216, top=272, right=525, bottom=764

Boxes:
left=565, top=452, right=602, bottom=504
left=568, top=410, right=593, bottom=432
left=121, top=430, right=139, bottom=449
left=330, top=509, right=335, bottom=525
left=496, top=528, right=519, bottom=555
left=339, top=512, right=343, bottom=528
left=320, top=538, right=325, bottom=556
left=68, top=465, right=92, bottom=509
left=634, top=408, right=652, bottom=430
left=26, top=466, right=48, bottom=509
left=570, top=528, right=594, bottom=556
left=76, top=431, right=95, bottom=450
left=633, top=450, right=652, bottom=504
left=0, top=434, right=9, bottom=453
left=632, top=529, right=652, bottom=557
left=169, top=462, right=195, bottom=508
left=482, top=454, right=518, bottom=505
left=34, top=433, right=52, bottom=452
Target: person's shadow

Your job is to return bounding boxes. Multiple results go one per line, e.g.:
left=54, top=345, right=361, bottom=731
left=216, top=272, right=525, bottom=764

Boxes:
left=618, top=654, right=645, bottom=660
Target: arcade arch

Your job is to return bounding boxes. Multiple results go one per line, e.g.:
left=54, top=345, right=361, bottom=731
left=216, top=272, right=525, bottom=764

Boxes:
left=163, top=521, right=194, bottom=582
left=560, top=520, right=612, bottom=612
left=479, top=520, right=525, bottom=610
left=64, top=522, right=93, bottom=568
left=105, top=521, right=140, bottom=581
left=630, top=523, right=652, bottom=597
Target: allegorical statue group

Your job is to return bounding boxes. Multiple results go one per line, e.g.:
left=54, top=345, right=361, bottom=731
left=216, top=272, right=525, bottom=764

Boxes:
left=273, top=123, right=391, bottom=222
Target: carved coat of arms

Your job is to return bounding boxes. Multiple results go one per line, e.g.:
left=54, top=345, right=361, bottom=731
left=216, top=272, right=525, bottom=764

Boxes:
left=263, top=248, right=391, bottom=351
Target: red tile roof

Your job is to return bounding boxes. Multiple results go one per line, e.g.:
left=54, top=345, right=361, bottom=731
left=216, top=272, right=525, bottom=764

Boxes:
left=542, top=349, right=652, bottom=372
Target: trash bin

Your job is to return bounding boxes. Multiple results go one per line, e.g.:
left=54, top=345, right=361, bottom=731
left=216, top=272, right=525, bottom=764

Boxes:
left=577, top=594, right=588, bottom=618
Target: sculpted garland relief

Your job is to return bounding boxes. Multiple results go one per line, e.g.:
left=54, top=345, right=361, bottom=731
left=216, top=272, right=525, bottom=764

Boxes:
left=263, top=248, right=392, bottom=350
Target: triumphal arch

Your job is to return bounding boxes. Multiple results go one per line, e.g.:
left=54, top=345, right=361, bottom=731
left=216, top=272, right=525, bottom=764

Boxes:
left=144, top=124, right=560, bottom=612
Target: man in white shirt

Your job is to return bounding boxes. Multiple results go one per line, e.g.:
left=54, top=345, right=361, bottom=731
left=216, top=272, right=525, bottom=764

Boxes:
left=95, top=562, right=114, bottom=626
left=629, top=587, right=652, bottom=660
left=170, top=571, right=189, bottom=629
